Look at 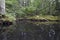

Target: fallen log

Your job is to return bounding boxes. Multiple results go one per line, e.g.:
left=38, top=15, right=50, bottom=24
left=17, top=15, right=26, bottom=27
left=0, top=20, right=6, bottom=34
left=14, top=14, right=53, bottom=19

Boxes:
left=18, top=18, right=60, bottom=22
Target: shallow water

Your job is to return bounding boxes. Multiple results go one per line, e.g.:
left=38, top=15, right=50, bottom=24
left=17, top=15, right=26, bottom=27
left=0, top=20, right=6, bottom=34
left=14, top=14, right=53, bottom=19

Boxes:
left=0, top=21, right=60, bottom=40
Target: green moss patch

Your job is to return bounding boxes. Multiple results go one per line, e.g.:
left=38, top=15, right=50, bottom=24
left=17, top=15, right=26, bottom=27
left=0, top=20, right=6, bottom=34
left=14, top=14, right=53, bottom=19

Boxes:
left=26, top=15, right=60, bottom=20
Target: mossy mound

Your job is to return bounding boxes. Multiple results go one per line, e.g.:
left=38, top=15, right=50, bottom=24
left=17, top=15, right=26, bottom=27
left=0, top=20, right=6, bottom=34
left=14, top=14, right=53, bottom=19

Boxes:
left=2, top=14, right=16, bottom=22
left=0, top=14, right=14, bottom=26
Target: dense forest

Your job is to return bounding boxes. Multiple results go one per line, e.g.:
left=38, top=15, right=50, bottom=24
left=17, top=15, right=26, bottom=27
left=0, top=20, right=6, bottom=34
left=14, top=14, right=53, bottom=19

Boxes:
left=5, top=0, right=60, bottom=22
left=0, top=0, right=60, bottom=40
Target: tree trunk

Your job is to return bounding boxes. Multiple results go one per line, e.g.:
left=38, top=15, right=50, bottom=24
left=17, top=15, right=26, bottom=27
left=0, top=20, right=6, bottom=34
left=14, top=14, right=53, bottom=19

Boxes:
left=55, top=0, right=58, bottom=9
left=0, top=0, right=7, bottom=40
left=0, top=0, right=5, bottom=14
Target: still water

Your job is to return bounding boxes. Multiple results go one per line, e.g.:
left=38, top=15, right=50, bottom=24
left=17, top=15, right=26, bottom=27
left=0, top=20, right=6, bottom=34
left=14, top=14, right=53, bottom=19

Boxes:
left=0, top=21, right=60, bottom=40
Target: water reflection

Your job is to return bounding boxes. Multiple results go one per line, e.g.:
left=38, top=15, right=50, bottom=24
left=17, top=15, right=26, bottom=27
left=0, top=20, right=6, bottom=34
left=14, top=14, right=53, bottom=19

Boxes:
left=49, top=29, right=55, bottom=37
left=0, top=21, right=60, bottom=40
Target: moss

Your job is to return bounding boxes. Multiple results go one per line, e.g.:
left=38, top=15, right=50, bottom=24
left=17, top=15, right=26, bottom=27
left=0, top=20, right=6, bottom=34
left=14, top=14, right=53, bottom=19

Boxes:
left=26, top=15, right=59, bottom=20
left=1, top=14, right=16, bottom=22
left=0, top=14, right=13, bottom=26
left=0, top=14, right=15, bottom=24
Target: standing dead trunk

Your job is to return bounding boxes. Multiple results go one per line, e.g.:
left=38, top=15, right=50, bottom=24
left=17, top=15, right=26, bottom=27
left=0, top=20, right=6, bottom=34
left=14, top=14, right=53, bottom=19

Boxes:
left=0, top=0, right=5, bottom=14
left=0, top=0, right=7, bottom=40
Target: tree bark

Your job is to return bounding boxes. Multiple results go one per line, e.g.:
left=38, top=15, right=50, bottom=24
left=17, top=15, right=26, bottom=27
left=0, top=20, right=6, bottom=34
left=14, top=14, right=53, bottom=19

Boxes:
left=0, top=0, right=5, bottom=14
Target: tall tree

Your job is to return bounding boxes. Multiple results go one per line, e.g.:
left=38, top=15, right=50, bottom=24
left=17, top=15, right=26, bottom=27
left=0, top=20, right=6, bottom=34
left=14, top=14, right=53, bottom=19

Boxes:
left=55, top=0, right=60, bottom=10
left=0, top=0, right=5, bottom=14
left=55, top=0, right=60, bottom=15
left=0, top=0, right=7, bottom=40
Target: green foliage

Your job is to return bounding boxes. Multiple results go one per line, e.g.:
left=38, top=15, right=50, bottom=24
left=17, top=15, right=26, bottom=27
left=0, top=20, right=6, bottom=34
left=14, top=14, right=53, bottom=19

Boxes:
left=19, top=0, right=41, bottom=16
left=1, top=14, right=16, bottom=22
left=21, top=6, right=36, bottom=16
left=6, top=0, right=57, bottom=17
left=6, top=0, right=18, bottom=16
left=5, top=14, right=16, bottom=21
